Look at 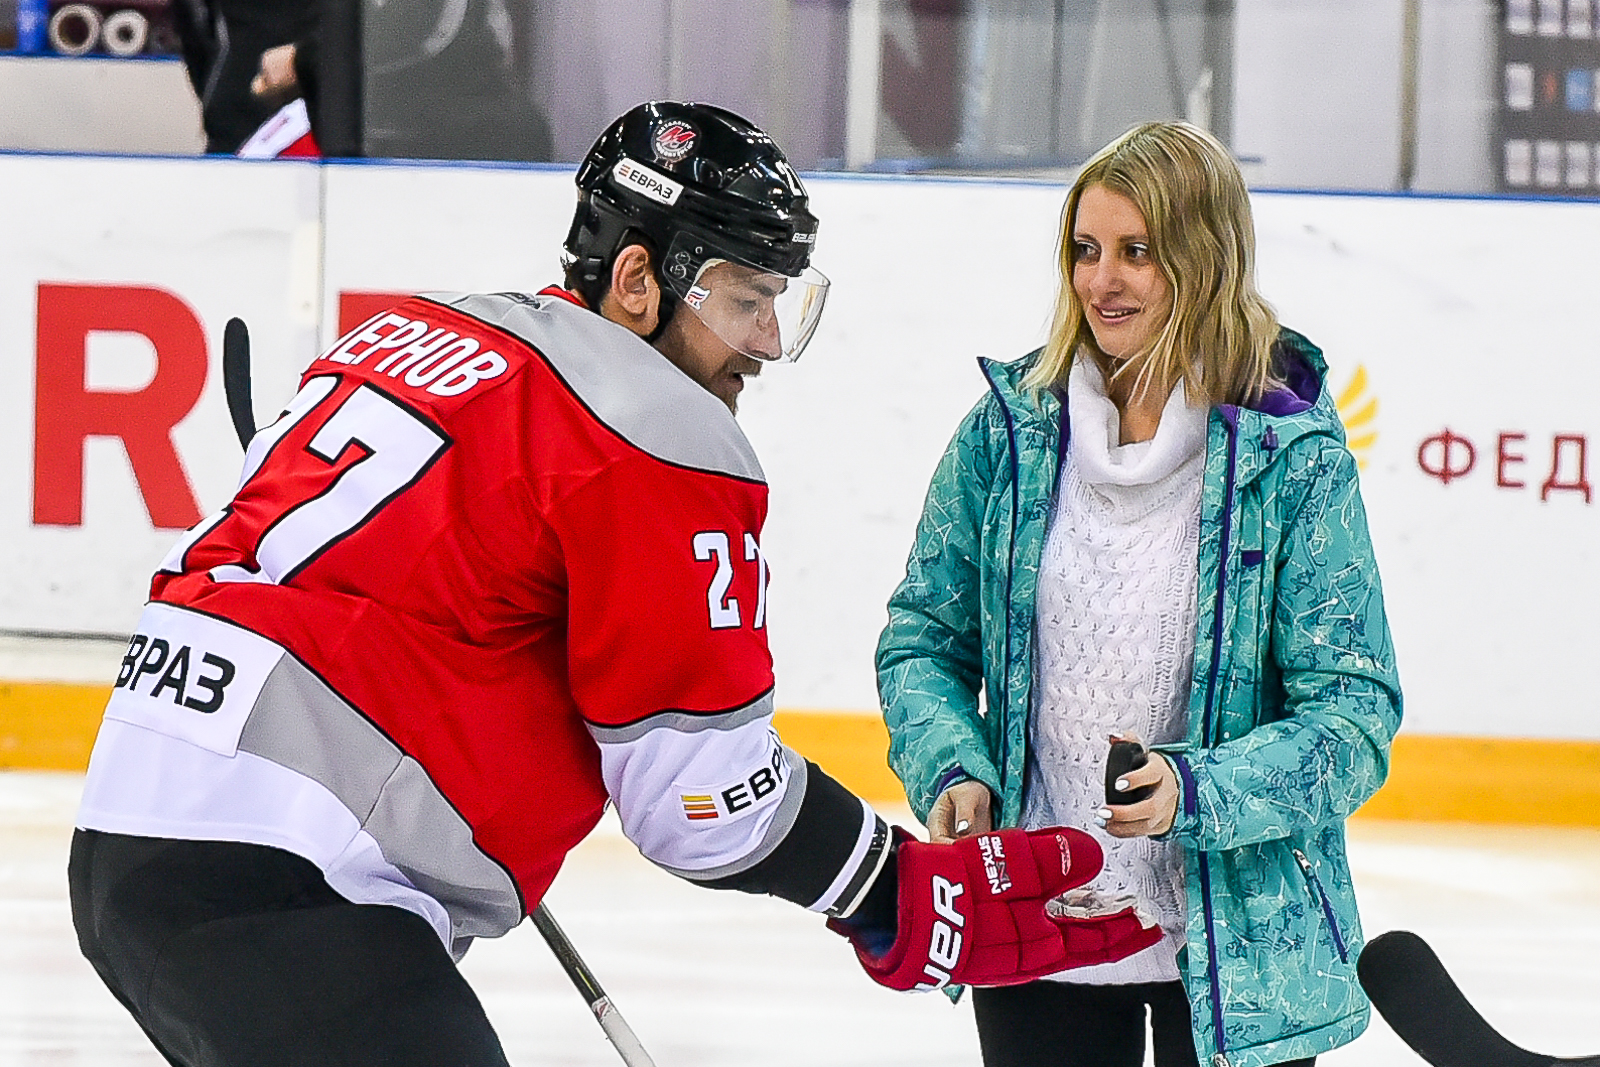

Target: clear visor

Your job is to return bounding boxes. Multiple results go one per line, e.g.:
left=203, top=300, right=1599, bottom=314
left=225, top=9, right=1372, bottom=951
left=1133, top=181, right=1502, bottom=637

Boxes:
left=678, top=257, right=829, bottom=363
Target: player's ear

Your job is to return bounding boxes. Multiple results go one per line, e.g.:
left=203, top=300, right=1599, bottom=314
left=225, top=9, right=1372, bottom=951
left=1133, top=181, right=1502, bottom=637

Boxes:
left=606, top=244, right=661, bottom=332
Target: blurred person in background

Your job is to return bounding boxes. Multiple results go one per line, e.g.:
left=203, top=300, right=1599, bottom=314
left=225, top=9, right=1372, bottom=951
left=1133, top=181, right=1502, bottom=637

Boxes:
left=171, top=0, right=317, bottom=153
left=876, top=120, right=1402, bottom=1067
left=247, top=0, right=548, bottom=161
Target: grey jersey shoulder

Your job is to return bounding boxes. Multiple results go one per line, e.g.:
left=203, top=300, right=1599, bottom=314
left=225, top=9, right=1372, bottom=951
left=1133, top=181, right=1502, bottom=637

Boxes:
left=426, top=291, right=765, bottom=484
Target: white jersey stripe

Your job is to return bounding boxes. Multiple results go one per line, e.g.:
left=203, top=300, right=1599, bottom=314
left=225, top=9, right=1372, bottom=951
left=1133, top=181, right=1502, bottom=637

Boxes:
left=77, top=718, right=460, bottom=954
left=591, top=701, right=809, bottom=879
left=78, top=604, right=524, bottom=957
left=805, top=797, right=883, bottom=915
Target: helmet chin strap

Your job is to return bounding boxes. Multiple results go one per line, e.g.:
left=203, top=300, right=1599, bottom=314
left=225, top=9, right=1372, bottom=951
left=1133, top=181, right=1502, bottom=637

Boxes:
left=644, top=286, right=678, bottom=344
left=634, top=237, right=678, bottom=344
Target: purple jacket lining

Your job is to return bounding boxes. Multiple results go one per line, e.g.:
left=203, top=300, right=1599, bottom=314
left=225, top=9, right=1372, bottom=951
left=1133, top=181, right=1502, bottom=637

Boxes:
left=933, top=765, right=970, bottom=798
left=1172, top=753, right=1198, bottom=818
left=1256, top=341, right=1321, bottom=417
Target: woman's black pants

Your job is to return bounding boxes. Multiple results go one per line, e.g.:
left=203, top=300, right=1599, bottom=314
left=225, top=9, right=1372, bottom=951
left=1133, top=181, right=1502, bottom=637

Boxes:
left=972, top=979, right=1317, bottom=1067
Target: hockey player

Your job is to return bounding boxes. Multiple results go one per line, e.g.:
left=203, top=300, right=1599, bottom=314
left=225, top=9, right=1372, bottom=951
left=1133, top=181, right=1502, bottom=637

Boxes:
left=67, top=102, right=1159, bottom=1067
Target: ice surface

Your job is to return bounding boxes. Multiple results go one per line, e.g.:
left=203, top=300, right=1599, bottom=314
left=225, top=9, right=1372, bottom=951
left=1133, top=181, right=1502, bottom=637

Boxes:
left=4, top=770, right=1598, bottom=1066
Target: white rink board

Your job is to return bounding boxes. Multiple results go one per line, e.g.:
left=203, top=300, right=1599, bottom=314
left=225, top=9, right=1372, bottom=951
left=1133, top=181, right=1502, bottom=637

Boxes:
left=0, top=154, right=320, bottom=634
left=319, top=162, right=574, bottom=327
left=1, top=153, right=1597, bottom=740
left=1249, top=193, right=1600, bottom=740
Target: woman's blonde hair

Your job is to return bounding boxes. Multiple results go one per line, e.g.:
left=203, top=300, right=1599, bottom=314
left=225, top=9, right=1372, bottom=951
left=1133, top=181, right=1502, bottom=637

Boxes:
left=1025, top=121, right=1279, bottom=406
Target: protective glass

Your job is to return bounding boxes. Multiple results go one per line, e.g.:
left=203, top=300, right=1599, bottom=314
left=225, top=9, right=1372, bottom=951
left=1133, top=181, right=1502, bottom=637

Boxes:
left=669, top=247, right=830, bottom=364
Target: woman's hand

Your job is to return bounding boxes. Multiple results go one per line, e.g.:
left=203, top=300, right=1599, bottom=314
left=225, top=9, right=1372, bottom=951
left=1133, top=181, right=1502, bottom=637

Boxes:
left=251, top=44, right=300, bottom=98
left=1099, top=735, right=1179, bottom=838
left=926, top=779, right=993, bottom=843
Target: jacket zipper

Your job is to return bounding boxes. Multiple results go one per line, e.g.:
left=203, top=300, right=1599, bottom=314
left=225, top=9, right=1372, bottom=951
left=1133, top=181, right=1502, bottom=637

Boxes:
left=1197, top=409, right=1241, bottom=1063
left=981, top=363, right=1023, bottom=812
left=1293, top=848, right=1350, bottom=963
left=1202, top=411, right=1240, bottom=747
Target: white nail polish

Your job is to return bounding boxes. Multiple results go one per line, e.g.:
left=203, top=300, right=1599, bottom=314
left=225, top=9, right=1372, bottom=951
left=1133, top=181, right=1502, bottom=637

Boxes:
left=1114, top=779, right=1129, bottom=792
left=1097, top=808, right=1112, bottom=821
left=955, top=819, right=971, bottom=834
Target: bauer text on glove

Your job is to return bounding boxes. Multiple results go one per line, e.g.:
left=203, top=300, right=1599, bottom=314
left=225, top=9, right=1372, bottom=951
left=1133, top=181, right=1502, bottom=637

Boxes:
left=828, top=826, right=1161, bottom=991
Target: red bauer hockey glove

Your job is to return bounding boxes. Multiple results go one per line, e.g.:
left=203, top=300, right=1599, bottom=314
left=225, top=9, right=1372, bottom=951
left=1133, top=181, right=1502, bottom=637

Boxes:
left=1046, top=889, right=1167, bottom=970
left=831, top=827, right=1160, bottom=992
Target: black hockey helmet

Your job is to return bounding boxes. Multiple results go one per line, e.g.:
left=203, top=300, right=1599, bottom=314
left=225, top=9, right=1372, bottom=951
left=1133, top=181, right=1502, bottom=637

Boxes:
left=564, top=101, right=828, bottom=362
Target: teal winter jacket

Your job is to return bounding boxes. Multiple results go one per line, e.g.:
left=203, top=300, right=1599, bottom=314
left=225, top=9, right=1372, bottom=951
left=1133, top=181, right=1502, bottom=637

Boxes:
left=876, top=330, right=1402, bottom=1067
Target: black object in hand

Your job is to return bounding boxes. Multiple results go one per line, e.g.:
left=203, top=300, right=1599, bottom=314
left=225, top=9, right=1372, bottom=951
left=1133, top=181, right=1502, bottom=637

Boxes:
left=1105, top=740, right=1155, bottom=805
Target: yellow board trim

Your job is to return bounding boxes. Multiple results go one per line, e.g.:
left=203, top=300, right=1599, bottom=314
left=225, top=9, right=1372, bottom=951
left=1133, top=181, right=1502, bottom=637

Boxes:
left=771, top=715, right=1600, bottom=829
left=6, top=686, right=1598, bottom=828
left=0, top=682, right=109, bottom=772
left=1354, top=733, right=1600, bottom=827
left=771, top=710, right=906, bottom=803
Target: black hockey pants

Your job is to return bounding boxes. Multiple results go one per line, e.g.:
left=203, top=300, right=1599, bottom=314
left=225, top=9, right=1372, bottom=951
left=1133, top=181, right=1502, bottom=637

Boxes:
left=68, top=829, right=510, bottom=1067
left=973, top=979, right=1316, bottom=1067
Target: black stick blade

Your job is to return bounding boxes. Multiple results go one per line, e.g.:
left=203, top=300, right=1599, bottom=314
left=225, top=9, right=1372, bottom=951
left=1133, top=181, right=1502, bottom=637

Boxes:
left=1359, top=930, right=1599, bottom=1067
left=222, top=317, right=255, bottom=450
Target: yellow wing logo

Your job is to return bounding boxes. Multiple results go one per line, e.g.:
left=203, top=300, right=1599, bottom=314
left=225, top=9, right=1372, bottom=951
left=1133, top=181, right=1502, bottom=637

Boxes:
left=1334, top=365, right=1379, bottom=469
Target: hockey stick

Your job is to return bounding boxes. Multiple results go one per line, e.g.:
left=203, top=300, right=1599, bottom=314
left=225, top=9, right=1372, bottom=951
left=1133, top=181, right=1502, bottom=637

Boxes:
left=222, top=317, right=256, bottom=449
left=1358, top=930, right=1600, bottom=1067
left=217, top=316, right=658, bottom=1067
left=530, top=903, right=658, bottom=1067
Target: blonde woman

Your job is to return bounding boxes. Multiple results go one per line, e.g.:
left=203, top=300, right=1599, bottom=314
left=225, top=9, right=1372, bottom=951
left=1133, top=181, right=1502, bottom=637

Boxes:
left=876, top=122, right=1401, bottom=1067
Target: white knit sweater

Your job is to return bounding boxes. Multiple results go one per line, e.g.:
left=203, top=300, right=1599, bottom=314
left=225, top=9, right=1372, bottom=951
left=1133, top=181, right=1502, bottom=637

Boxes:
left=1022, top=357, right=1206, bottom=985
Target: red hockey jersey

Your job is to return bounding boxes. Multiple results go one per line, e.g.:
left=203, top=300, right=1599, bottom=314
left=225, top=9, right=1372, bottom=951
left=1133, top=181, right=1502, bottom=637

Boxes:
left=77, top=290, right=884, bottom=956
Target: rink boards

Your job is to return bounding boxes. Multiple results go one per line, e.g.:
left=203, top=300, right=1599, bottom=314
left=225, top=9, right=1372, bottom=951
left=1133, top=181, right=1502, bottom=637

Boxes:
left=2, top=152, right=1598, bottom=824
